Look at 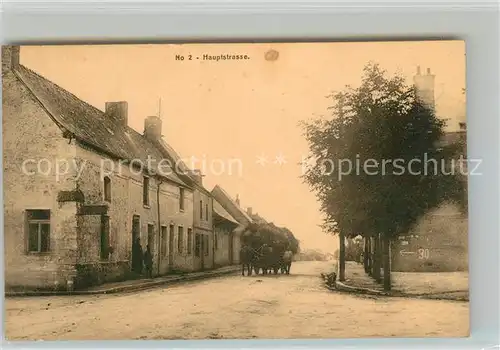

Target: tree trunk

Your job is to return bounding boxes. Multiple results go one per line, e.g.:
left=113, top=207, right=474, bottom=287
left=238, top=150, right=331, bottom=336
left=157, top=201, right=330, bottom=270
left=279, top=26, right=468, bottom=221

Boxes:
left=363, top=237, right=370, bottom=273
left=339, top=231, right=346, bottom=281
left=383, top=235, right=392, bottom=291
left=372, top=234, right=381, bottom=283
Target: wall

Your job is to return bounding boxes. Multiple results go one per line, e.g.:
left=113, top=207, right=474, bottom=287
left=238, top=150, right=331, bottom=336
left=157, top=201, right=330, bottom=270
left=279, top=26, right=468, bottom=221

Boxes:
left=3, top=60, right=79, bottom=290
left=391, top=202, right=468, bottom=272
left=73, top=145, right=195, bottom=284
left=192, top=188, right=214, bottom=270
left=231, top=227, right=244, bottom=264
left=213, top=224, right=231, bottom=267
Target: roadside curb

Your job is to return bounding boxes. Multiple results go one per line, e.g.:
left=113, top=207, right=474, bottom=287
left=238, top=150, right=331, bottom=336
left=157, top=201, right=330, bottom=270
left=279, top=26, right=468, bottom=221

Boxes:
left=333, top=280, right=469, bottom=301
left=5, top=268, right=240, bottom=297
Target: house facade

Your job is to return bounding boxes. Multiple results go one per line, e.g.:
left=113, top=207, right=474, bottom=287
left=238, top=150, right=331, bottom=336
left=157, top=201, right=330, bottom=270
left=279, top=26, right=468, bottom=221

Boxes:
left=3, top=46, right=198, bottom=291
left=190, top=173, right=215, bottom=271
left=210, top=186, right=254, bottom=264
left=213, top=199, right=239, bottom=267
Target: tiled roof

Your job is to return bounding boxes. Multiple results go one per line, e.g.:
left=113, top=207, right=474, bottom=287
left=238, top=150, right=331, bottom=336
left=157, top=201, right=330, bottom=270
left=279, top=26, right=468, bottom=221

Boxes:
left=211, top=185, right=253, bottom=224
left=213, top=199, right=239, bottom=225
left=155, top=138, right=212, bottom=195
left=14, top=65, right=187, bottom=186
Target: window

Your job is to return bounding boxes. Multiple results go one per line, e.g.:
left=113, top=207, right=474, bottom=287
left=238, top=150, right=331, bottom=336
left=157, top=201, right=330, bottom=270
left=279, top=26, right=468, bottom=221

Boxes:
left=143, top=177, right=150, bottom=206
left=161, top=226, right=168, bottom=257
left=26, top=210, right=50, bottom=253
left=214, top=233, right=218, bottom=250
left=195, top=233, right=201, bottom=257
left=199, top=200, right=203, bottom=219
left=177, top=226, right=184, bottom=253
left=103, top=176, right=111, bottom=202
left=100, top=215, right=110, bottom=260
left=187, top=228, right=193, bottom=254
left=204, top=235, right=209, bottom=256
left=205, top=203, right=209, bottom=221
left=179, top=188, right=185, bottom=211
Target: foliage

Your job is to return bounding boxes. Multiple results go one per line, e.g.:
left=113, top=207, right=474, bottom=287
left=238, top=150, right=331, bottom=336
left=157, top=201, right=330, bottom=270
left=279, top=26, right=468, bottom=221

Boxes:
left=295, top=249, right=329, bottom=261
left=243, top=222, right=300, bottom=254
left=300, top=62, right=466, bottom=240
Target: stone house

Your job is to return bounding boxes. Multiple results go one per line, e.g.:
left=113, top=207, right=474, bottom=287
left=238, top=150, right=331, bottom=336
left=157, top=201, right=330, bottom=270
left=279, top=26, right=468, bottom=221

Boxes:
left=2, top=46, right=197, bottom=291
left=210, top=186, right=254, bottom=264
left=213, top=199, right=239, bottom=267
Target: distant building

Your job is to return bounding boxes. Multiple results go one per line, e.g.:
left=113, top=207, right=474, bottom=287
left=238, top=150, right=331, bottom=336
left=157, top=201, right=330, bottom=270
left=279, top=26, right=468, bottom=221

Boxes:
left=413, top=66, right=436, bottom=112
left=211, top=187, right=254, bottom=264
left=213, top=199, right=239, bottom=267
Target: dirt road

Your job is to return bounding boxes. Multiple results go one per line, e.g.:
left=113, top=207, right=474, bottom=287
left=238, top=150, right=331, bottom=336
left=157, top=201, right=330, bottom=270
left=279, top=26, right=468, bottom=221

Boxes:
left=4, top=261, right=469, bottom=340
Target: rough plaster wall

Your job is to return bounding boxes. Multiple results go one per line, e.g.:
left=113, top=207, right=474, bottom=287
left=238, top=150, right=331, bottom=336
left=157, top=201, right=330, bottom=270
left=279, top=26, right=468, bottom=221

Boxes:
left=214, top=226, right=231, bottom=267
left=392, top=202, right=468, bottom=272
left=158, top=182, right=194, bottom=273
left=74, top=146, right=195, bottom=276
left=232, top=232, right=242, bottom=264
left=3, top=68, right=79, bottom=289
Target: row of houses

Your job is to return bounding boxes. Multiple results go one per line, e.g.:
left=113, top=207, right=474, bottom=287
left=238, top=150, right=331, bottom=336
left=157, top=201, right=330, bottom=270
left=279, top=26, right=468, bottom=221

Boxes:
left=2, top=45, right=265, bottom=291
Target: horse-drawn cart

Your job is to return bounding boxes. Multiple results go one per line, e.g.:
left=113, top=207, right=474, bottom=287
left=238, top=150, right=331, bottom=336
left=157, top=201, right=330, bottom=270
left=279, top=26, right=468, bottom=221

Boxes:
left=240, top=222, right=299, bottom=276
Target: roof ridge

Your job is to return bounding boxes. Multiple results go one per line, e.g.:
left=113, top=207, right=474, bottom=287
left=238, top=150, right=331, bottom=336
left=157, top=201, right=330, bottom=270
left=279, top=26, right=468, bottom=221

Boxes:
left=18, top=64, right=106, bottom=118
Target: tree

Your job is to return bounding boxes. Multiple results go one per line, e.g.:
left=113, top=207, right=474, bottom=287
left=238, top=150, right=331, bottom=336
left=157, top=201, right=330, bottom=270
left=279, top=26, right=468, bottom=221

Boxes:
left=301, top=62, right=465, bottom=291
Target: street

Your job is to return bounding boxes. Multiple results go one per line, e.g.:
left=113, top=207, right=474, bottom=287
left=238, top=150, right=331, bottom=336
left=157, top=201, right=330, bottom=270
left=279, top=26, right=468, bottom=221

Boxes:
left=4, top=261, right=469, bottom=340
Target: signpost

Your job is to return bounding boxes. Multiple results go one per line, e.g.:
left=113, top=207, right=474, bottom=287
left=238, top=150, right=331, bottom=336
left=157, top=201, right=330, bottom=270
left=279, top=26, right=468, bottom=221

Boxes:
left=399, top=250, right=416, bottom=256
left=399, top=248, right=430, bottom=259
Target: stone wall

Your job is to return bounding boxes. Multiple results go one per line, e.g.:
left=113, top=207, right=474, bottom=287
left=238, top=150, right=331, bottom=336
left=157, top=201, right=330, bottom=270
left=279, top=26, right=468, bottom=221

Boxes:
left=391, top=202, right=468, bottom=272
left=3, top=53, right=79, bottom=290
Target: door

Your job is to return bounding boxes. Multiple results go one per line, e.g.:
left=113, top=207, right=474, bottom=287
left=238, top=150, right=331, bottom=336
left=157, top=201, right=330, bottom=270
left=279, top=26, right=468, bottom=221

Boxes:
left=168, top=224, right=175, bottom=268
left=131, top=215, right=140, bottom=271
left=228, top=232, right=234, bottom=264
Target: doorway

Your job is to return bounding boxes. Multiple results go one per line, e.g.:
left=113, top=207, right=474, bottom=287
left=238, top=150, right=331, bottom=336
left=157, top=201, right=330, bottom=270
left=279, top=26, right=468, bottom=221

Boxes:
left=228, top=232, right=234, bottom=265
left=168, top=224, right=175, bottom=269
left=131, top=215, right=140, bottom=272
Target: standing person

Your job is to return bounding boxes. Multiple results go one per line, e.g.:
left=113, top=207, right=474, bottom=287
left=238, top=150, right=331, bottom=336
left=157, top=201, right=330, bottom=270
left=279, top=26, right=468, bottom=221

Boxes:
left=132, top=237, right=143, bottom=274
left=144, top=245, right=153, bottom=279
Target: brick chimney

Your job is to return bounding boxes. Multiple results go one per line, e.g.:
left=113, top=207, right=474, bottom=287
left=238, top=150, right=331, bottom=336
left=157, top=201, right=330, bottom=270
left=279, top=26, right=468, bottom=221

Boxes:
left=2, top=45, right=20, bottom=73
left=247, top=207, right=253, bottom=216
left=413, top=65, right=435, bottom=111
left=144, top=115, right=162, bottom=142
left=105, top=101, right=128, bottom=127
left=235, top=194, right=240, bottom=206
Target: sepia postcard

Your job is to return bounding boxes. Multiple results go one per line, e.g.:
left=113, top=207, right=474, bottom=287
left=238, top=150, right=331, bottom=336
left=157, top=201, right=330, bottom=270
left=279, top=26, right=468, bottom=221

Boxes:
left=2, top=41, right=468, bottom=340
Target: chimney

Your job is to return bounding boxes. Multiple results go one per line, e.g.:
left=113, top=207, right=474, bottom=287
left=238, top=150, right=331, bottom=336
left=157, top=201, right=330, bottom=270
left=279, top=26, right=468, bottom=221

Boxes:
left=190, top=169, right=203, bottom=185
left=2, top=45, right=20, bottom=73
left=105, top=101, right=128, bottom=127
left=427, top=68, right=431, bottom=75
left=247, top=207, right=253, bottom=216
left=144, top=115, right=162, bottom=142
left=235, top=194, right=240, bottom=206
left=416, top=66, right=421, bottom=75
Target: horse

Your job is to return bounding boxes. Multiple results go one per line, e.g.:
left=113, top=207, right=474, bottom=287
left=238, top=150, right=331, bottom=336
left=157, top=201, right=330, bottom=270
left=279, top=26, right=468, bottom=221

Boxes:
left=240, top=245, right=255, bottom=276
left=281, top=250, right=293, bottom=274
left=252, top=244, right=273, bottom=275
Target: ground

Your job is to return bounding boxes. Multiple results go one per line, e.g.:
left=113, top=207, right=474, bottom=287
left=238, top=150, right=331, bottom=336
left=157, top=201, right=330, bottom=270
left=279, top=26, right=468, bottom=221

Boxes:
left=4, top=261, right=469, bottom=340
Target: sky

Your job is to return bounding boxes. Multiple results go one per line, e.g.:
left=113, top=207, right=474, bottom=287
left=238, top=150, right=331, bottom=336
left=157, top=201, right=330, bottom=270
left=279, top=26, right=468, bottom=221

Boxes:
left=20, top=41, right=466, bottom=253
